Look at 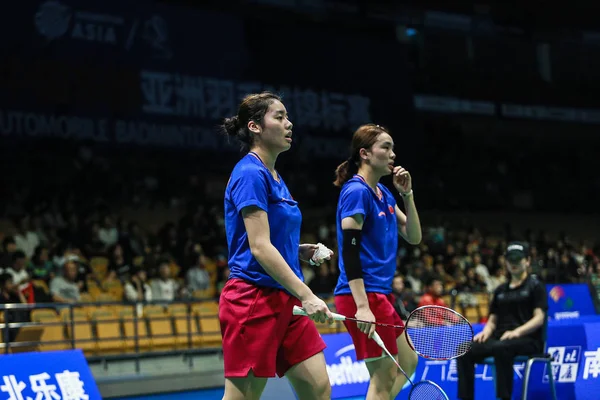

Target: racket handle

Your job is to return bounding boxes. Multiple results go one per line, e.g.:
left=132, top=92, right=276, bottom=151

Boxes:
left=292, top=306, right=346, bottom=321
left=372, top=331, right=385, bottom=348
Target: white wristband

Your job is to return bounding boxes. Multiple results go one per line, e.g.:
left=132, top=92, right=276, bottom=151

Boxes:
left=400, top=190, right=413, bottom=198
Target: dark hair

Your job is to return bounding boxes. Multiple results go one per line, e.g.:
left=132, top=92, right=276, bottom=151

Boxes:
left=12, top=250, right=26, bottom=262
left=424, top=275, right=443, bottom=288
left=333, top=123, right=390, bottom=187
left=221, top=92, right=282, bottom=153
left=0, top=273, right=12, bottom=287
left=2, top=236, right=15, bottom=249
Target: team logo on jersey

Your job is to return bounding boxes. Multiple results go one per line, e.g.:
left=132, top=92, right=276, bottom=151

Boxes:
left=388, top=205, right=394, bottom=214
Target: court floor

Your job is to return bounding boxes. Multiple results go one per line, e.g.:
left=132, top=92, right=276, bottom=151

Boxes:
left=118, top=388, right=365, bottom=400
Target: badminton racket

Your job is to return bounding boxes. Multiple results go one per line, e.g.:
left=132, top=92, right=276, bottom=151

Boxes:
left=372, top=331, right=449, bottom=400
left=292, top=304, right=473, bottom=360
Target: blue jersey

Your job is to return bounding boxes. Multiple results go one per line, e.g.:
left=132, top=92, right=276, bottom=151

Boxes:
left=334, top=176, right=398, bottom=295
left=224, top=153, right=303, bottom=289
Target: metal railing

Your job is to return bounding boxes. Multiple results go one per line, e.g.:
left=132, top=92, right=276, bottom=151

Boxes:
left=0, top=300, right=222, bottom=372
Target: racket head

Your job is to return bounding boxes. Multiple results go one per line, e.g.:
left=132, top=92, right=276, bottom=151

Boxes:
left=408, top=380, right=449, bottom=400
left=405, top=305, right=474, bottom=360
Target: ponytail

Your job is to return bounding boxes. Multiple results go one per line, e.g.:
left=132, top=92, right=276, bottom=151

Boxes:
left=333, top=158, right=358, bottom=187
left=221, top=115, right=252, bottom=153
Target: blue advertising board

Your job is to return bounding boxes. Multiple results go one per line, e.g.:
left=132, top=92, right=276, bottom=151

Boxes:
left=547, top=284, right=596, bottom=320
left=0, top=349, right=101, bottom=400
left=322, top=317, right=600, bottom=400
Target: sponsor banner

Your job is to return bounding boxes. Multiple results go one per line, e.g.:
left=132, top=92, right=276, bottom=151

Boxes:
left=323, top=317, right=600, bottom=399
left=0, top=350, right=101, bottom=400
left=547, top=284, right=597, bottom=320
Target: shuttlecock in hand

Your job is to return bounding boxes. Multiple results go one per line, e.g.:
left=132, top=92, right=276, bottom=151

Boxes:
left=310, top=243, right=333, bottom=266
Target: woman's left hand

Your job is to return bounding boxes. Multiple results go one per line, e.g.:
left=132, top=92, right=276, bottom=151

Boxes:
left=392, top=166, right=412, bottom=195
left=299, top=244, right=333, bottom=266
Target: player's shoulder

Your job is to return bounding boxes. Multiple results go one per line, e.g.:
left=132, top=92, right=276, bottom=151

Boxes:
left=341, top=178, right=370, bottom=196
left=526, top=274, right=544, bottom=290
left=493, top=282, right=510, bottom=296
left=230, top=155, right=268, bottom=180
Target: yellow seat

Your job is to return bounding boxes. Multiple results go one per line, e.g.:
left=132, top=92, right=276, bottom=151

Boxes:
left=61, top=309, right=95, bottom=354
left=145, top=307, right=176, bottom=350
left=192, top=301, right=219, bottom=317
left=120, top=309, right=151, bottom=351
left=90, top=257, right=109, bottom=280
left=463, top=306, right=480, bottom=324
left=170, top=307, right=202, bottom=348
left=92, top=310, right=125, bottom=355
left=102, top=280, right=124, bottom=301
left=31, top=314, right=67, bottom=352
left=96, top=293, right=117, bottom=303
left=196, top=312, right=222, bottom=348
left=31, top=309, right=59, bottom=321
left=79, top=293, right=94, bottom=303
left=192, top=288, right=216, bottom=300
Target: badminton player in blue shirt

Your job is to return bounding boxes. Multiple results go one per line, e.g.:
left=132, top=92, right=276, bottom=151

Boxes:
left=334, top=123, right=422, bottom=400
left=220, top=92, right=334, bottom=400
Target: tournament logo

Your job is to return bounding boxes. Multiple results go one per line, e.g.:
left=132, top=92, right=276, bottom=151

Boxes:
left=34, top=1, right=72, bottom=40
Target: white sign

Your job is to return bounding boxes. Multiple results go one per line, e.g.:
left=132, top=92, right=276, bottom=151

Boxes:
left=544, top=346, right=581, bottom=383
left=140, top=70, right=372, bottom=132
left=0, top=370, right=88, bottom=400
left=325, top=344, right=370, bottom=387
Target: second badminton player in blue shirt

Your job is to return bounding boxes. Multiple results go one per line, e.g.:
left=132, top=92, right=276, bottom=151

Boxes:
left=219, top=92, right=334, bottom=400
left=334, top=124, right=422, bottom=400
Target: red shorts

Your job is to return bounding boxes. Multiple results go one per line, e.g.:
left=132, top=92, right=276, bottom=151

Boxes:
left=334, top=293, right=405, bottom=361
left=219, top=278, right=326, bottom=378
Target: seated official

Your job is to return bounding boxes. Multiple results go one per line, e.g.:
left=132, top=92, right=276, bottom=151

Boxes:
left=457, top=242, right=547, bottom=400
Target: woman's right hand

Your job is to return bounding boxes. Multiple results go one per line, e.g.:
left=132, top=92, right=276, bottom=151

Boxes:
left=356, top=306, right=377, bottom=338
left=301, top=295, right=334, bottom=325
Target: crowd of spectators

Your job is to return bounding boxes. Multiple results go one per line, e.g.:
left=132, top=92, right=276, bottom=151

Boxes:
left=1, top=139, right=599, bottom=322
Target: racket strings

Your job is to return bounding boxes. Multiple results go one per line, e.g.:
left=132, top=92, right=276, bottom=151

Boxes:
left=409, top=381, right=448, bottom=400
left=406, top=307, right=473, bottom=360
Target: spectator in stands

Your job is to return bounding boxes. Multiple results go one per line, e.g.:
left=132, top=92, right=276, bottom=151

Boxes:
left=0, top=272, right=28, bottom=342
left=186, top=252, right=210, bottom=293
left=0, top=273, right=27, bottom=305
left=417, top=275, right=447, bottom=307
left=434, top=259, right=453, bottom=285
left=471, top=253, right=491, bottom=291
left=49, top=261, right=81, bottom=304
left=457, top=242, right=547, bottom=400
left=406, top=265, right=424, bottom=293
left=99, top=215, right=119, bottom=249
left=124, top=222, right=147, bottom=260
left=391, top=274, right=410, bottom=320
left=0, top=236, right=17, bottom=270
left=84, top=222, right=107, bottom=258
left=6, top=251, right=30, bottom=287
left=488, top=266, right=507, bottom=292
left=31, top=214, right=49, bottom=246
left=124, top=267, right=152, bottom=303
left=107, top=244, right=131, bottom=280
left=151, top=261, right=180, bottom=301
left=28, top=245, right=55, bottom=282
left=13, top=215, right=40, bottom=259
